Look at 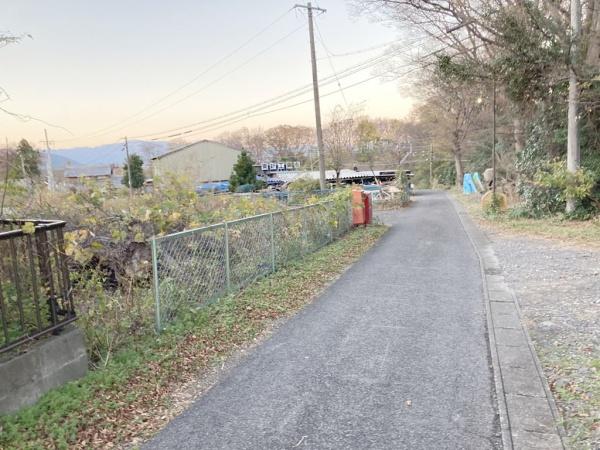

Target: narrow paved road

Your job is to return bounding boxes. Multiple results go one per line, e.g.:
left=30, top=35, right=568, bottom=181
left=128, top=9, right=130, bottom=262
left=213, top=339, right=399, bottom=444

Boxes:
left=145, top=191, right=501, bottom=449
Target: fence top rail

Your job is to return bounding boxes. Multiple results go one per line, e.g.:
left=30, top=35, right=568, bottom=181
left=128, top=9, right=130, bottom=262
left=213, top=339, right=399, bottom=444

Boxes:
left=0, top=219, right=66, bottom=241
left=151, top=200, right=338, bottom=243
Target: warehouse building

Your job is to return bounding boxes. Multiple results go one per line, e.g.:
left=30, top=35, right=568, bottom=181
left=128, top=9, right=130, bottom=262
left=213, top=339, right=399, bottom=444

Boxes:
left=151, top=140, right=240, bottom=186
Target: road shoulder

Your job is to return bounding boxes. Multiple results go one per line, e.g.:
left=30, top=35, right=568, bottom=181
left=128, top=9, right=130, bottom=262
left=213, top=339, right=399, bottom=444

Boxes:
left=449, top=193, right=565, bottom=450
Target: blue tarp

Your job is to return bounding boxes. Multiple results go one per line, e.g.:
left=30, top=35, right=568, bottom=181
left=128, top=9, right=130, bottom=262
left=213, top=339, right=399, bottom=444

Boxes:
left=196, top=181, right=230, bottom=193
left=463, top=173, right=477, bottom=194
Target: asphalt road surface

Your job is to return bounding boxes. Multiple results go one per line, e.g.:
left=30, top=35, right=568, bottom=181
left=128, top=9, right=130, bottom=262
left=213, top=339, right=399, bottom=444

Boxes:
left=145, top=191, right=502, bottom=450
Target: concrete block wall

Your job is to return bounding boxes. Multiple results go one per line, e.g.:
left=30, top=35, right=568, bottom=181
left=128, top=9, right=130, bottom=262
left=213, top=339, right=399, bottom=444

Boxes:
left=0, top=325, right=88, bottom=415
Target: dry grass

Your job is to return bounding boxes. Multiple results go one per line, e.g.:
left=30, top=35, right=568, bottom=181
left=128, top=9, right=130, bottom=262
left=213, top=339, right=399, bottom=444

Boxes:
left=452, top=191, right=600, bottom=248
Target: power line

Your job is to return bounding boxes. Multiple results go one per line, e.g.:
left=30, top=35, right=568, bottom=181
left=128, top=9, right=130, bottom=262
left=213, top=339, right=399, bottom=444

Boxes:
left=159, top=36, right=477, bottom=142
left=316, top=40, right=401, bottom=60
left=97, top=23, right=306, bottom=137
left=132, top=36, right=432, bottom=140
left=143, top=54, right=412, bottom=141
left=77, top=31, right=432, bottom=145
left=0, top=106, right=73, bottom=135
left=314, top=19, right=348, bottom=107
left=148, top=64, right=422, bottom=142
left=53, top=8, right=296, bottom=143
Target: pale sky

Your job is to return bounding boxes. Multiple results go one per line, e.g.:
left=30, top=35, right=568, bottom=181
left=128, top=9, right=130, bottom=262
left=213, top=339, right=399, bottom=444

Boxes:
left=1, top=0, right=417, bottom=149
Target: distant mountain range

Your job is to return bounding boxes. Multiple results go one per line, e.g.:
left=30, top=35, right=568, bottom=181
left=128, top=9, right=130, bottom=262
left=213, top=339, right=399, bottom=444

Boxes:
left=43, top=140, right=170, bottom=169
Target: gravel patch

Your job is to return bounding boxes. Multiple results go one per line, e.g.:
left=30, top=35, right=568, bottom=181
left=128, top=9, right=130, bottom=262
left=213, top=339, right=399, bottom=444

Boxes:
left=486, top=230, right=600, bottom=450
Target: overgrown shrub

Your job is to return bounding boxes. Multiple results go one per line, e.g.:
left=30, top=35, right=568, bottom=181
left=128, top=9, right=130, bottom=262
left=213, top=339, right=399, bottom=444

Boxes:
left=4, top=177, right=285, bottom=364
left=288, top=177, right=321, bottom=192
left=4, top=178, right=348, bottom=365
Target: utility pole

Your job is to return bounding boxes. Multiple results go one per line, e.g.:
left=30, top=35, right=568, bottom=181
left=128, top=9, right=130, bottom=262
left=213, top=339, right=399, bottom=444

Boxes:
left=295, top=2, right=327, bottom=190
left=1, top=138, right=9, bottom=217
left=44, top=129, right=55, bottom=192
left=567, top=0, right=581, bottom=213
left=492, top=76, right=497, bottom=196
left=124, top=136, right=133, bottom=196
left=429, top=142, right=433, bottom=188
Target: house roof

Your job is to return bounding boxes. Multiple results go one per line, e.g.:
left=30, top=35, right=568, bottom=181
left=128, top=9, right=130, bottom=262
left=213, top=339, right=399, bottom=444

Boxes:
left=64, top=165, right=113, bottom=178
left=151, top=140, right=241, bottom=161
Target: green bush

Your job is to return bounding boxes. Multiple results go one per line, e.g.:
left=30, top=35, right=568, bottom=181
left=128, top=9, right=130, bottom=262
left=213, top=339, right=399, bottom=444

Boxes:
left=288, top=177, right=321, bottom=192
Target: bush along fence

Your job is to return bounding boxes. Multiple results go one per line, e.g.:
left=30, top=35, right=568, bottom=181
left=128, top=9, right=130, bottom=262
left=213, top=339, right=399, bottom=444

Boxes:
left=0, top=219, right=76, bottom=354
left=150, top=200, right=351, bottom=331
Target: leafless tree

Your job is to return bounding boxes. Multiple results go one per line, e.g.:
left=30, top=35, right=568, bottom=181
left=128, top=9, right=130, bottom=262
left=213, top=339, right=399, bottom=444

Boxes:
left=217, top=127, right=267, bottom=162
left=416, top=68, right=486, bottom=187
left=324, top=105, right=359, bottom=183
left=264, top=125, right=315, bottom=162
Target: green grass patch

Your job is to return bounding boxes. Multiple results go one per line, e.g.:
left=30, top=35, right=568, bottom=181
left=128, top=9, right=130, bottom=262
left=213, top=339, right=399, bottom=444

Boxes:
left=0, top=225, right=387, bottom=449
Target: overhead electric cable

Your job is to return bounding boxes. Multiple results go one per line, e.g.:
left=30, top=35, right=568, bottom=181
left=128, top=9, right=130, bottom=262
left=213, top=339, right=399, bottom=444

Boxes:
left=100, top=23, right=307, bottom=136
left=316, top=40, right=400, bottom=59
left=53, top=7, right=295, bottom=143
left=141, top=36, right=476, bottom=142
left=132, top=34, right=432, bottom=140
left=315, top=19, right=348, bottom=107
left=147, top=65, right=422, bottom=141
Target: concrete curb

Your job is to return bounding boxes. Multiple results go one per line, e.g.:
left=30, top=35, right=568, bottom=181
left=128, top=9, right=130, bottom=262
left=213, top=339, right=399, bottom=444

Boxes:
left=448, top=194, right=565, bottom=450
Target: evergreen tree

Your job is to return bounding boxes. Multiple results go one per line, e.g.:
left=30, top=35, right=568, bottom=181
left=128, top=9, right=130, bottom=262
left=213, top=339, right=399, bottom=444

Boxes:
left=122, top=154, right=145, bottom=189
left=229, top=150, right=258, bottom=192
left=12, top=139, right=39, bottom=179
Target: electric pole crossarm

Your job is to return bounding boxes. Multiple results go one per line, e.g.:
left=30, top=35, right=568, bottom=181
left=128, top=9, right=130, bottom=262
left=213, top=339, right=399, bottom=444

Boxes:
left=293, top=4, right=326, bottom=13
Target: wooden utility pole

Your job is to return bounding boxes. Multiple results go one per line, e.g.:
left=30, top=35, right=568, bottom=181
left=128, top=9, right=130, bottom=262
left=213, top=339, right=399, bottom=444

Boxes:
left=295, top=2, right=327, bottom=190
left=429, top=142, right=433, bottom=188
left=124, top=136, right=133, bottom=196
left=1, top=138, right=9, bottom=217
left=492, top=77, right=497, bottom=196
left=44, top=129, right=55, bottom=192
left=567, top=0, right=581, bottom=213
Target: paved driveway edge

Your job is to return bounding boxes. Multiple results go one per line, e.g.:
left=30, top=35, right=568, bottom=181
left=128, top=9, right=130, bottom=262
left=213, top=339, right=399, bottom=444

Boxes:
left=448, top=194, right=565, bottom=450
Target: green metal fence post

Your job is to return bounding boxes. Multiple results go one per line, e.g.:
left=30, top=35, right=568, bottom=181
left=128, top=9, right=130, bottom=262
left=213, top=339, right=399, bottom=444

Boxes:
left=327, top=203, right=333, bottom=243
left=224, top=222, right=231, bottom=292
left=270, top=213, right=276, bottom=273
left=301, top=207, right=308, bottom=255
left=151, top=237, right=161, bottom=333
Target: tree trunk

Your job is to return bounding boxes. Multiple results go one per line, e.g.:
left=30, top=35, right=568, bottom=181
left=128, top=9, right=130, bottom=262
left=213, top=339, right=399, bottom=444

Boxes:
left=453, top=148, right=464, bottom=188
left=585, top=0, right=600, bottom=67
left=567, top=0, right=581, bottom=214
left=513, top=116, right=524, bottom=154
left=453, top=131, right=464, bottom=188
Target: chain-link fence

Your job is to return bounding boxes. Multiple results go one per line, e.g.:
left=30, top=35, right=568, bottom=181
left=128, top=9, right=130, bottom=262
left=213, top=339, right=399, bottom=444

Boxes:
left=151, top=200, right=351, bottom=331
left=240, top=190, right=335, bottom=206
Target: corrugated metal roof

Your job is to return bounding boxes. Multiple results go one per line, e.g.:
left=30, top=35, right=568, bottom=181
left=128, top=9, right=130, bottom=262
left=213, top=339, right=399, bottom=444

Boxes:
left=273, top=169, right=396, bottom=183
left=64, top=165, right=113, bottom=178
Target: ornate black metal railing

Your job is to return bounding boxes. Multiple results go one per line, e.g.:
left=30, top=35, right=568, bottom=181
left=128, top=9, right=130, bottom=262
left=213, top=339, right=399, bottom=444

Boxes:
left=0, top=219, right=76, bottom=354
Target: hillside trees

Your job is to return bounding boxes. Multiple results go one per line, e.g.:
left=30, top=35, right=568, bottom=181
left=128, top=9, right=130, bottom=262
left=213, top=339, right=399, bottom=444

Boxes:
left=356, top=0, right=600, bottom=213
